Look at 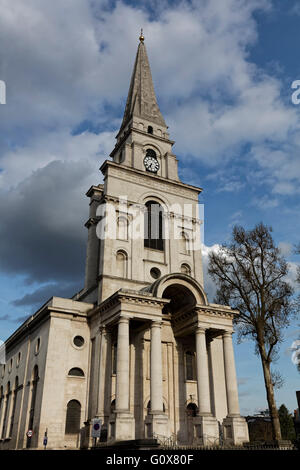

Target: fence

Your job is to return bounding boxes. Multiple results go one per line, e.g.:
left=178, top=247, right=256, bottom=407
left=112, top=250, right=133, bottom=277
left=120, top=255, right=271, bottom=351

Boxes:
left=152, top=433, right=296, bottom=450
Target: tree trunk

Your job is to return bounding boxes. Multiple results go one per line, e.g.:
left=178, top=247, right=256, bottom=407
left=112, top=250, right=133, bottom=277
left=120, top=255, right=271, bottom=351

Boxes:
left=260, top=354, right=282, bottom=441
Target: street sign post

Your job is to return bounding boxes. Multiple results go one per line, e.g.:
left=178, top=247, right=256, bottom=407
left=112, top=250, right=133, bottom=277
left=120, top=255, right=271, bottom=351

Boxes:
left=91, top=418, right=102, bottom=446
left=43, top=428, right=48, bottom=450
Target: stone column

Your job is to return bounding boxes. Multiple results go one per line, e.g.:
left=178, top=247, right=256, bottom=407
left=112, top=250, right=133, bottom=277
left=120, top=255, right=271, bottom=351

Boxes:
left=150, top=321, right=163, bottom=413
left=195, top=327, right=211, bottom=416
left=115, top=316, right=130, bottom=411
left=223, top=331, right=240, bottom=417
left=96, top=326, right=108, bottom=417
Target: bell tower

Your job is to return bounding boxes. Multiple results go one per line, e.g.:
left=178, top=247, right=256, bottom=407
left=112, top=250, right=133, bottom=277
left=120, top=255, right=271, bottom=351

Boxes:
left=84, top=31, right=204, bottom=304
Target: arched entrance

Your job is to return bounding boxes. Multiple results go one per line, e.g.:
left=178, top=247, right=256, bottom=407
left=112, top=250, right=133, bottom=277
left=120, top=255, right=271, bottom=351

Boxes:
left=143, top=273, right=208, bottom=444
left=161, top=283, right=196, bottom=316
left=186, top=403, right=198, bottom=444
left=150, top=273, right=208, bottom=307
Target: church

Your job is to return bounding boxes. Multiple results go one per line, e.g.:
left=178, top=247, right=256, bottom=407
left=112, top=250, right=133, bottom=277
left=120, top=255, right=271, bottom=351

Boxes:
left=0, top=33, right=249, bottom=450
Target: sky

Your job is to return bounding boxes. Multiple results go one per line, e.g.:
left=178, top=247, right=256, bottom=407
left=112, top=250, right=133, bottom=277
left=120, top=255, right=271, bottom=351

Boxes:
left=0, top=0, right=299, bottom=416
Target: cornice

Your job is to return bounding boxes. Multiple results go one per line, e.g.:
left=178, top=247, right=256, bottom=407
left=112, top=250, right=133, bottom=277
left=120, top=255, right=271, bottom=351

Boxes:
left=90, top=288, right=170, bottom=318
left=99, top=160, right=202, bottom=195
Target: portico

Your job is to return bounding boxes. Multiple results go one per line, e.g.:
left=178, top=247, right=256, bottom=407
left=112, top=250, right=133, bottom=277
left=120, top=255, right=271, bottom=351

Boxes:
left=87, top=274, right=248, bottom=445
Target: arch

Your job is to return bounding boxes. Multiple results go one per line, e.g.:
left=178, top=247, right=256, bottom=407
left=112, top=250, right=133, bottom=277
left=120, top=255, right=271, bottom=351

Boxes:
left=149, top=273, right=208, bottom=306
left=9, top=376, right=19, bottom=436
left=142, top=191, right=170, bottom=210
left=181, top=263, right=191, bottom=275
left=68, top=367, right=84, bottom=377
left=65, top=400, right=81, bottom=434
left=110, top=399, right=116, bottom=414
left=146, top=400, right=166, bottom=414
left=147, top=125, right=153, bottom=134
left=1, top=382, right=10, bottom=439
left=144, top=200, right=164, bottom=251
left=0, top=386, right=3, bottom=427
left=145, top=148, right=156, bottom=159
left=27, top=366, right=39, bottom=447
left=186, top=403, right=198, bottom=417
left=116, top=250, right=128, bottom=278
left=143, top=142, right=162, bottom=156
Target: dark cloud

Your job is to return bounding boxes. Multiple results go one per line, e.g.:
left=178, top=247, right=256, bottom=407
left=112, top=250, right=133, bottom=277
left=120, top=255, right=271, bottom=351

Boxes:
left=0, top=159, right=96, bottom=286
left=12, top=281, right=82, bottom=308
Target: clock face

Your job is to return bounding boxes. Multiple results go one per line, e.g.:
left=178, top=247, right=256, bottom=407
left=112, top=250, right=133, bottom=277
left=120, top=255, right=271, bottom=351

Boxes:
left=144, top=155, right=160, bottom=173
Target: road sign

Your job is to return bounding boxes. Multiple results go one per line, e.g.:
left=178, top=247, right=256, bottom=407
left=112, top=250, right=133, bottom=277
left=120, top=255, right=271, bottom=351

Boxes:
left=26, top=430, right=33, bottom=438
left=91, top=418, right=102, bottom=438
left=43, top=437, right=48, bottom=446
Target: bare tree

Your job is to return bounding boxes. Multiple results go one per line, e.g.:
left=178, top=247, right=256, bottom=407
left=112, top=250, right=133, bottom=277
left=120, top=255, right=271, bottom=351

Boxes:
left=208, top=223, right=294, bottom=441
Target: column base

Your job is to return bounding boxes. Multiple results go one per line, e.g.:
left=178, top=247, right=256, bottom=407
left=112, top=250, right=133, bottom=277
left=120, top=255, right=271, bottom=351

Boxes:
left=193, top=415, right=219, bottom=446
left=222, top=416, right=249, bottom=445
left=110, top=411, right=135, bottom=442
left=145, top=413, right=169, bottom=440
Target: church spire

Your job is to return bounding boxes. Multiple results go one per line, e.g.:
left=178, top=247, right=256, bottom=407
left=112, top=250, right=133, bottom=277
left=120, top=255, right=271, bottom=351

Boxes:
left=119, top=31, right=167, bottom=134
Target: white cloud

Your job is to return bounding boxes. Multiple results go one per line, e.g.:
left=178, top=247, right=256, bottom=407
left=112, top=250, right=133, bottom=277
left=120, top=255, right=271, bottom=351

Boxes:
left=250, top=194, right=279, bottom=210
left=0, top=130, right=114, bottom=190
left=0, top=0, right=299, bottom=195
left=278, top=242, right=292, bottom=257
left=0, top=0, right=300, bottom=304
left=202, top=243, right=221, bottom=301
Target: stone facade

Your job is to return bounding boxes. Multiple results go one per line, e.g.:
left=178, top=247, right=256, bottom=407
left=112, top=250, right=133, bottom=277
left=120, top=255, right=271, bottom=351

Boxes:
left=0, top=36, right=249, bottom=449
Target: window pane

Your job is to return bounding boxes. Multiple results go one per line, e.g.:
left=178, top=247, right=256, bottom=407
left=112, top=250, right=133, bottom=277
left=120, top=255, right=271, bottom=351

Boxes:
left=185, top=352, right=194, bottom=380
left=65, top=400, right=81, bottom=434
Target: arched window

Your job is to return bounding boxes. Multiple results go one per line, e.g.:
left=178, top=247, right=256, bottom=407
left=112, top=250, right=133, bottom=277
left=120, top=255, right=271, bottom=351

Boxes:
left=65, top=400, right=81, bottom=434
left=1, top=382, right=10, bottom=439
left=112, top=343, right=117, bottom=375
left=110, top=399, right=116, bottom=414
left=144, top=201, right=164, bottom=251
left=181, top=263, right=191, bottom=276
left=27, top=366, right=38, bottom=447
left=68, top=368, right=84, bottom=377
left=185, top=351, right=196, bottom=380
left=9, top=376, right=19, bottom=437
left=186, top=403, right=198, bottom=417
left=0, top=386, right=3, bottom=425
left=116, top=250, right=128, bottom=278
left=147, top=126, right=153, bottom=134
left=117, top=217, right=128, bottom=240
left=180, top=231, right=190, bottom=254
left=147, top=400, right=166, bottom=414
left=146, top=148, right=156, bottom=158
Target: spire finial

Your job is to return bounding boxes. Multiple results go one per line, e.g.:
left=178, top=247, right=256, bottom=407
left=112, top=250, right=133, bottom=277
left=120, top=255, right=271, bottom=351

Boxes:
left=139, top=28, right=144, bottom=42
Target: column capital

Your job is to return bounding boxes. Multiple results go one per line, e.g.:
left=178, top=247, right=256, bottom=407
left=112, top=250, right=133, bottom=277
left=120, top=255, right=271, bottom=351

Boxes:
left=151, top=320, right=162, bottom=328
left=118, top=315, right=130, bottom=324
left=223, top=330, right=233, bottom=338
left=195, top=326, right=206, bottom=335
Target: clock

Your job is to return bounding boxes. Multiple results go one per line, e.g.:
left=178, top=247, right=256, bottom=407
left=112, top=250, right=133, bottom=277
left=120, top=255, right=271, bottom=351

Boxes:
left=144, top=154, right=160, bottom=173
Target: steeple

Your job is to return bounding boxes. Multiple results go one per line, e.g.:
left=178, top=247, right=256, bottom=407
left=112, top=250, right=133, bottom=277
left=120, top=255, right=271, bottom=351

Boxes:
left=119, top=31, right=167, bottom=135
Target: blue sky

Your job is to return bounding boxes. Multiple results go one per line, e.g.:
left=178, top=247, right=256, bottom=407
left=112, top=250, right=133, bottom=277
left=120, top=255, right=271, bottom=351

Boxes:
left=0, top=0, right=299, bottom=416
